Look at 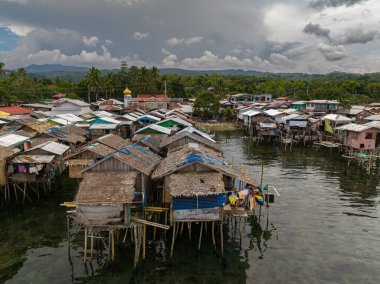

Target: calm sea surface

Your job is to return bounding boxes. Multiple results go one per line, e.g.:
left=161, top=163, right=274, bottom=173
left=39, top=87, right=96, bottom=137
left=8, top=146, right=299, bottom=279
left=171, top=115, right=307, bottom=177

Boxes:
left=1, top=131, right=379, bottom=283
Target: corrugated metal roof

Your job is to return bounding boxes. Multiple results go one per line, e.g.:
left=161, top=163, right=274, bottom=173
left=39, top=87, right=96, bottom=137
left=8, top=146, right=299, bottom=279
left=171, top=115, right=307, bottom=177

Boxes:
left=241, top=110, right=261, bottom=117
left=308, top=100, right=339, bottom=104
left=137, top=114, right=162, bottom=122
left=12, top=155, right=55, bottom=164
left=135, top=124, right=171, bottom=135
left=321, top=114, right=352, bottom=122
left=336, top=123, right=367, bottom=132
left=158, top=116, right=193, bottom=127
left=122, top=114, right=138, bottom=121
left=92, top=110, right=114, bottom=117
left=89, top=124, right=118, bottom=130
left=178, top=127, right=216, bottom=143
left=0, top=134, right=30, bottom=147
left=95, top=116, right=121, bottom=124
left=264, top=109, right=283, bottom=116
left=364, top=114, right=380, bottom=121
left=55, top=113, right=83, bottom=122
left=27, top=141, right=70, bottom=155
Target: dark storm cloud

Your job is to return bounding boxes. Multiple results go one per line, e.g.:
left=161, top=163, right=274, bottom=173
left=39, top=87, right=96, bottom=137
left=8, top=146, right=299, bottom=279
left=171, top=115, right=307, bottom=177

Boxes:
left=338, top=27, right=379, bottom=44
left=0, top=0, right=379, bottom=72
left=309, top=0, right=367, bottom=9
left=303, top=23, right=331, bottom=38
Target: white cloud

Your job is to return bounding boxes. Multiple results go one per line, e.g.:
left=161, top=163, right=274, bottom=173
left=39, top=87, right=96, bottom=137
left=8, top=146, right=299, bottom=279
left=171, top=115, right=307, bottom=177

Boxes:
left=83, top=36, right=99, bottom=47
left=1, top=0, right=28, bottom=4
left=105, top=0, right=146, bottom=6
left=162, top=54, right=177, bottom=67
left=6, top=24, right=34, bottom=36
left=166, top=36, right=203, bottom=46
left=161, top=48, right=171, bottom=55
left=180, top=50, right=271, bottom=70
left=270, top=53, right=292, bottom=65
left=132, top=31, right=149, bottom=40
left=317, top=43, right=346, bottom=61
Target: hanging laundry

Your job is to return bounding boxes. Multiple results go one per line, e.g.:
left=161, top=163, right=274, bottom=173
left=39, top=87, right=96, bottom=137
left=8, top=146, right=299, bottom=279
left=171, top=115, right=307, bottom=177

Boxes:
left=18, top=165, right=26, bottom=173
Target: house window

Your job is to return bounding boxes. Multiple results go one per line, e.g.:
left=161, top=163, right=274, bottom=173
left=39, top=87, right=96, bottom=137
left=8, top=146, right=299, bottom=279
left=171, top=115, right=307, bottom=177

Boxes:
left=360, top=144, right=365, bottom=148
left=365, top=132, right=373, bottom=139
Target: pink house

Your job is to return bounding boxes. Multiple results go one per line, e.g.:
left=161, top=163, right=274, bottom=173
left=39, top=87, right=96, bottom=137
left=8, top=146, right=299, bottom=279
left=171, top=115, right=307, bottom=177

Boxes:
left=336, top=122, right=380, bottom=150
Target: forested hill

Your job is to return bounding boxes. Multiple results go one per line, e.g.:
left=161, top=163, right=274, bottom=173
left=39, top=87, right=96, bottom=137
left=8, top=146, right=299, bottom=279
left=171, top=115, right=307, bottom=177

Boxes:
left=22, top=64, right=380, bottom=82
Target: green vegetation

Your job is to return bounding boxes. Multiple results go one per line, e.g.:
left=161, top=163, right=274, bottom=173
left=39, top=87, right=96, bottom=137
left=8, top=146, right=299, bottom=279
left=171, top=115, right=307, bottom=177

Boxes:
left=1, top=61, right=380, bottom=106
left=193, top=91, right=220, bottom=119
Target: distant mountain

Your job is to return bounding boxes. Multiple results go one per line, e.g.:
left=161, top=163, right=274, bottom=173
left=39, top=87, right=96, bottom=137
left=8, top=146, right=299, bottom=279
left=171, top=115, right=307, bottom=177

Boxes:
left=159, top=68, right=268, bottom=76
left=19, top=64, right=379, bottom=82
left=25, top=64, right=90, bottom=73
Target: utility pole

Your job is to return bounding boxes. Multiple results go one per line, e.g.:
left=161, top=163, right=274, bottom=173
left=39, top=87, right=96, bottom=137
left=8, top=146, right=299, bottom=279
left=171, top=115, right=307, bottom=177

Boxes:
left=164, top=81, right=167, bottom=96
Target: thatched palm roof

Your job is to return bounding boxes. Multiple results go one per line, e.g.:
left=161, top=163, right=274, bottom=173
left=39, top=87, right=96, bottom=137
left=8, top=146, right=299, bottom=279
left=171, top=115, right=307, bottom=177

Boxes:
left=66, top=142, right=115, bottom=160
left=152, top=143, right=257, bottom=185
left=96, top=134, right=129, bottom=149
left=160, top=131, right=222, bottom=153
left=168, top=172, right=225, bottom=197
left=84, top=143, right=162, bottom=176
left=61, top=124, right=88, bottom=136
left=0, top=145, right=16, bottom=160
left=75, top=171, right=137, bottom=204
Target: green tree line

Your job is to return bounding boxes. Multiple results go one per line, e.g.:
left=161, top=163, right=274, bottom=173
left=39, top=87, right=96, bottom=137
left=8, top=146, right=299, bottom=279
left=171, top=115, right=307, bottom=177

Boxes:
left=1, top=61, right=380, bottom=106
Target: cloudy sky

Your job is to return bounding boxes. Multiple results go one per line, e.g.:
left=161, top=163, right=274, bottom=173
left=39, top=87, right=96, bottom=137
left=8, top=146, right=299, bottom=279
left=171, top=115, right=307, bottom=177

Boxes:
left=0, top=0, right=379, bottom=73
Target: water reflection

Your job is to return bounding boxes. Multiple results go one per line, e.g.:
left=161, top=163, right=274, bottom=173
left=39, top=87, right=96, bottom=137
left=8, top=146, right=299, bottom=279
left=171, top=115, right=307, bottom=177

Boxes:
left=1, top=132, right=379, bottom=283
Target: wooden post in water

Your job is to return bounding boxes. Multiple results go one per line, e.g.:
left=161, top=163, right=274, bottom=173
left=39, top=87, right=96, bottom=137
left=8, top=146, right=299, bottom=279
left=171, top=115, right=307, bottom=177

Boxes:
left=220, top=221, right=224, bottom=257
left=143, top=225, right=146, bottom=260
left=84, top=228, right=88, bottom=263
left=188, top=222, right=191, bottom=240
left=212, top=221, right=216, bottom=250
left=170, top=222, right=176, bottom=257
left=198, top=222, right=203, bottom=250
left=110, top=230, right=115, bottom=262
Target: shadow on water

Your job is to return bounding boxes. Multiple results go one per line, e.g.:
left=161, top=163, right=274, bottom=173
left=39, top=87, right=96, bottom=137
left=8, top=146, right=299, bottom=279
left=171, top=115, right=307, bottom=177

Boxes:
left=0, top=178, right=78, bottom=283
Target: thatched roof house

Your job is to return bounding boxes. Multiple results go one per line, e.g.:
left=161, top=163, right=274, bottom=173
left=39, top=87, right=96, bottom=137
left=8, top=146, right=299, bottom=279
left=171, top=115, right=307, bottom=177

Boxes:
left=168, top=172, right=224, bottom=197
left=84, top=143, right=162, bottom=176
left=152, top=143, right=256, bottom=185
left=31, top=127, right=86, bottom=148
left=160, top=131, right=222, bottom=154
left=134, top=135, right=163, bottom=154
left=75, top=171, right=138, bottom=205
left=0, top=146, right=17, bottom=186
left=96, top=133, right=129, bottom=149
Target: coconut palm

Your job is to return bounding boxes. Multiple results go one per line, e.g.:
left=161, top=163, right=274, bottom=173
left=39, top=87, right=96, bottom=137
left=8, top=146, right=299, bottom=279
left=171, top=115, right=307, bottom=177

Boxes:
left=85, top=66, right=102, bottom=102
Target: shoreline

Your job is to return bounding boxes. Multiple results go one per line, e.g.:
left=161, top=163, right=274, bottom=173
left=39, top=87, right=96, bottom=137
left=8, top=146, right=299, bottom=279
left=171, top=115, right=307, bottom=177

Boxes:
left=195, top=122, right=240, bottom=132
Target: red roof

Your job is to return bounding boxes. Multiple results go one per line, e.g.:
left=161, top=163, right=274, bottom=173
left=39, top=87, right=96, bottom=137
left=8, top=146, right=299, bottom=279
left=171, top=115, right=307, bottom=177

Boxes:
left=136, top=94, right=168, bottom=100
left=0, top=106, right=32, bottom=115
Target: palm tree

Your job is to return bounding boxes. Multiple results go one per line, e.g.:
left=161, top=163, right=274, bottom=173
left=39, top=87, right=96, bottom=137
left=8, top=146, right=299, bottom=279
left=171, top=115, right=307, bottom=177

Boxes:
left=85, top=67, right=102, bottom=102
left=0, top=62, right=5, bottom=78
left=137, top=66, right=150, bottom=92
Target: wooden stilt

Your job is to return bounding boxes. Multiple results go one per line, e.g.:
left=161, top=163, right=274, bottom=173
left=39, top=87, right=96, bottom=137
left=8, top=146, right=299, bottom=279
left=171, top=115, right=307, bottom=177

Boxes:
left=170, top=222, right=176, bottom=257
left=143, top=225, right=146, bottom=260
left=134, top=226, right=138, bottom=268
left=164, top=211, right=168, bottom=238
left=111, top=230, right=115, bottom=262
left=198, top=222, right=203, bottom=250
left=220, top=221, right=224, bottom=257
left=84, top=228, right=88, bottom=262
left=188, top=222, right=191, bottom=240
left=153, top=213, right=157, bottom=241
left=90, top=231, right=94, bottom=260
left=212, top=221, right=216, bottom=250
left=180, top=222, right=184, bottom=236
